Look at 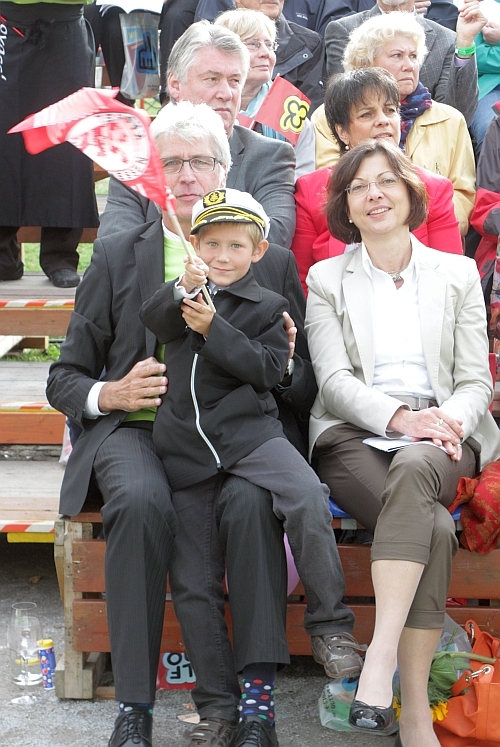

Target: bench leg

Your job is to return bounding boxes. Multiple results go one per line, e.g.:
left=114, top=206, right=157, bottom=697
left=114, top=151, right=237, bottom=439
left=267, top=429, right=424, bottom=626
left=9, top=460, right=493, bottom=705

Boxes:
left=55, top=518, right=105, bottom=699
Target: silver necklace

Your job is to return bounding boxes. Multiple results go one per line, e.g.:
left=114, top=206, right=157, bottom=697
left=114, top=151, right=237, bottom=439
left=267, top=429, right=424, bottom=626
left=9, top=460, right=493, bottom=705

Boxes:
left=386, top=259, right=410, bottom=283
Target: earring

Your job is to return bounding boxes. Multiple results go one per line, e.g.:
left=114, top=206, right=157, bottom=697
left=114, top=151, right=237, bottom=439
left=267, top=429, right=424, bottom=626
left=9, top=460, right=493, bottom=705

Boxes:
left=344, top=145, right=350, bottom=151
left=348, top=219, right=353, bottom=223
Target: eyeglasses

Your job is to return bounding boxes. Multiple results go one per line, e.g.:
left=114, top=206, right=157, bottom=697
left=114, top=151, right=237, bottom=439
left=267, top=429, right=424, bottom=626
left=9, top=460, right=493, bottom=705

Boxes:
left=345, top=173, right=401, bottom=197
left=161, top=157, right=220, bottom=174
left=244, top=39, right=279, bottom=52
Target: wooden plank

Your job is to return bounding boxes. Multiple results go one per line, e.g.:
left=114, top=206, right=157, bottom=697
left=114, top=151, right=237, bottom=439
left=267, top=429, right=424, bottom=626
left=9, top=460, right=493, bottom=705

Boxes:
left=0, top=362, right=51, bottom=400
left=71, top=597, right=500, bottom=656
left=62, top=518, right=94, bottom=698
left=0, top=272, right=76, bottom=300
left=73, top=539, right=106, bottom=592
left=448, top=548, right=500, bottom=598
left=0, top=461, right=62, bottom=527
left=0, top=308, right=72, bottom=337
left=17, top=227, right=98, bottom=244
left=0, top=412, right=65, bottom=444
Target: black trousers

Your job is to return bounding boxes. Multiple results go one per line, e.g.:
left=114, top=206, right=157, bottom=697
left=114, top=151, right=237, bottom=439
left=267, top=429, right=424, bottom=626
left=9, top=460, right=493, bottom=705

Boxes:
left=84, top=3, right=135, bottom=107
left=170, top=475, right=289, bottom=722
left=93, top=427, right=288, bottom=708
left=0, top=226, right=82, bottom=280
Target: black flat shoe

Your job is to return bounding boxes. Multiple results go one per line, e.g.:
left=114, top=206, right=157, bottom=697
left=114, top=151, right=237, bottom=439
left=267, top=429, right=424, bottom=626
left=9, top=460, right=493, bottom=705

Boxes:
left=349, top=699, right=397, bottom=735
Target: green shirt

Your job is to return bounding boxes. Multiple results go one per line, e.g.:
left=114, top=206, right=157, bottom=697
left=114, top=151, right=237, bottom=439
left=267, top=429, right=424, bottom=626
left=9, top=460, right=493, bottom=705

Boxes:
left=124, top=229, right=185, bottom=424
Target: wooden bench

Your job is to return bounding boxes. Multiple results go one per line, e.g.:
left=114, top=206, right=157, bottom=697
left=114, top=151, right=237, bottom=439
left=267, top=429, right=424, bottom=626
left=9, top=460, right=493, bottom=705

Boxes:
left=0, top=461, right=62, bottom=541
left=0, top=362, right=65, bottom=445
left=0, top=273, right=76, bottom=337
left=53, top=499, right=500, bottom=699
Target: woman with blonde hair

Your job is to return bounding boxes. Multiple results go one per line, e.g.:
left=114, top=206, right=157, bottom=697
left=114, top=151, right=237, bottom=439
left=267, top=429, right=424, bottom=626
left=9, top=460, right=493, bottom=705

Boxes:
left=314, top=12, right=476, bottom=235
left=215, top=7, right=316, bottom=179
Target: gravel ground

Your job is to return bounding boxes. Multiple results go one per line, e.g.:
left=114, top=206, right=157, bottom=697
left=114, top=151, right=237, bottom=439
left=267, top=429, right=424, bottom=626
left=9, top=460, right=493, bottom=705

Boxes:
left=0, top=535, right=390, bottom=747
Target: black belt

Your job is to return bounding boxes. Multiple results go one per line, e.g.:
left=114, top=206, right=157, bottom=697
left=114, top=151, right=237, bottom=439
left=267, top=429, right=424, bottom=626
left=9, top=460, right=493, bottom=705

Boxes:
left=388, top=394, right=438, bottom=411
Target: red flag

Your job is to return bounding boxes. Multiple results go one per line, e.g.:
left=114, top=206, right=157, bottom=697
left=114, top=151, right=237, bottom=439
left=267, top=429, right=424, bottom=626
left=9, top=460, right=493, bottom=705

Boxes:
left=8, top=87, right=167, bottom=209
left=253, top=77, right=311, bottom=146
left=236, top=112, right=255, bottom=129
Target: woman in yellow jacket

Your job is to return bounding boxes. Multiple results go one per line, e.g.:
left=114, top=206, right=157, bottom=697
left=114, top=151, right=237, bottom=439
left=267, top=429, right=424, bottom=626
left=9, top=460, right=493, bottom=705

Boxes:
left=312, top=13, right=476, bottom=236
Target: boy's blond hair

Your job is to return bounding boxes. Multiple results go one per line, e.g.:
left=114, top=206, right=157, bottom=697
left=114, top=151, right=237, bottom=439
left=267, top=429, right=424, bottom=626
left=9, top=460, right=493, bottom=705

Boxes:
left=194, top=221, right=264, bottom=250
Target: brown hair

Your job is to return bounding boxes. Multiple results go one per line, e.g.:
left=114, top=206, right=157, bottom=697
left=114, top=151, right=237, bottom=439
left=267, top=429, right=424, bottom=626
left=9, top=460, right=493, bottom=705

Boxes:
left=326, top=139, right=428, bottom=244
left=324, top=68, right=400, bottom=154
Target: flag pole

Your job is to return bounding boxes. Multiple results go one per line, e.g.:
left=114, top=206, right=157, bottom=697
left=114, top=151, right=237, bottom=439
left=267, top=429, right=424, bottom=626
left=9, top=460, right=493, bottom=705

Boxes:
left=165, top=190, right=216, bottom=313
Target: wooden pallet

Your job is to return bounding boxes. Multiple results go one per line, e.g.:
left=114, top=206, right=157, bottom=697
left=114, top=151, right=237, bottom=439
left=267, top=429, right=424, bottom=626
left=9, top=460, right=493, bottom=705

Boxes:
left=54, top=505, right=500, bottom=699
left=0, top=274, right=75, bottom=337
left=0, top=461, right=62, bottom=535
left=0, top=362, right=65, bottom=444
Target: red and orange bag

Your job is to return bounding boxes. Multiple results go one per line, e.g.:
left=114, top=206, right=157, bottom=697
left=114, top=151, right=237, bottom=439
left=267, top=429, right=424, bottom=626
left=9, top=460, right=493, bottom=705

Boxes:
left=434, top=620, right=500, bottom=746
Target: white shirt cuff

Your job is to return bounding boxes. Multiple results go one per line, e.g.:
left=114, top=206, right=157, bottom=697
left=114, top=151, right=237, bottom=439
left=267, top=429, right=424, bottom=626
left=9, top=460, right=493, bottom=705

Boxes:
left=84, top=381, right=109, bottom=419
left=174, top=276, right=201, bottom=300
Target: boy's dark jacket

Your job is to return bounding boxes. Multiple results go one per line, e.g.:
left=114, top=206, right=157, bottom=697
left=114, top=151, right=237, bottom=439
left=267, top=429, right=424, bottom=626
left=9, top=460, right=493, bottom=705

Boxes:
left=140, top=269, right=290, bottom=491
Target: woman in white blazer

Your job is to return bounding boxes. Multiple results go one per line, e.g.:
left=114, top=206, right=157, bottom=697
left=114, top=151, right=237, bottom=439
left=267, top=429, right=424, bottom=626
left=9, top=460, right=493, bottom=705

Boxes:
left=305, top=139, right=500, bottom=747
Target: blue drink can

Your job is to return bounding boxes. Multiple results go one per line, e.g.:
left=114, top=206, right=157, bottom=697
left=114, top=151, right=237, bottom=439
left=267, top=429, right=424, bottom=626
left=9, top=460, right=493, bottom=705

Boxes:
left=38, top=639, right=56, bottom=689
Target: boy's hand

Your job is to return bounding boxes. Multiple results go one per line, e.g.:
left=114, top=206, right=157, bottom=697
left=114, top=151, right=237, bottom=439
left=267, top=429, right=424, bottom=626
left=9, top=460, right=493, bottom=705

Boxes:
left=182, top=294, right=215, bottom=336
left=179, top=256, right=209, bottom=293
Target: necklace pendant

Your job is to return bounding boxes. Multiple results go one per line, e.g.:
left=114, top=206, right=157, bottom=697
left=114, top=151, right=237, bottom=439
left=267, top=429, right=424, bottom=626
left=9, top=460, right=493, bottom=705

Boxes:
left=387, top=271, right=403, bottom=283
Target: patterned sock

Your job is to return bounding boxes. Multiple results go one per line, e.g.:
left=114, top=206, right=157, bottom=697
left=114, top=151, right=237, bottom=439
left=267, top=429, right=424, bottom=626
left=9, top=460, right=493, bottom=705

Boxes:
left=119, top=702, right=154, bottom=716
left=239, top=663, right=276, bottom=725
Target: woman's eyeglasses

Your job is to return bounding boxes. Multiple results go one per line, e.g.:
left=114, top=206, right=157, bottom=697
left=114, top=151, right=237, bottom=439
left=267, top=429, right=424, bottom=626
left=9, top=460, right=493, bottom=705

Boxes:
left=244, top=39, right=279, bottom=52
left=161, top=157, right=219, bottom=174
left=345, top=173, right=400, bottom=197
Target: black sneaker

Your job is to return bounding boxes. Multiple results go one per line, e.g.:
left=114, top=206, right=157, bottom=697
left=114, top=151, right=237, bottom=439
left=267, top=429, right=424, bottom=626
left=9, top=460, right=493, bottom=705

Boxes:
left=232, top=717, right=278, bottom=747
left=108, top=709, right=153, bottom=747
left=184, top=718, right=237, bottom=747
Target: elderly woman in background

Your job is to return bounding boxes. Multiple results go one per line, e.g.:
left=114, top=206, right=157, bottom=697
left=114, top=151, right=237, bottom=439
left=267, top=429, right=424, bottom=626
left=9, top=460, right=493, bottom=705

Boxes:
left=215, top=7, right=316, bottom=179
left=312, top=13, right=476, bottom=236
left=291, top=68, right=462, bottom=292
left=305, top=139, right=500, bottom=747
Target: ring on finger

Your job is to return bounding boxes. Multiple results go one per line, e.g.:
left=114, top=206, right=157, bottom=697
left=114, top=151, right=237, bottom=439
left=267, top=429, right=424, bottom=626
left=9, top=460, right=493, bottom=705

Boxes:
left=437, top=418, right=443, bottom=426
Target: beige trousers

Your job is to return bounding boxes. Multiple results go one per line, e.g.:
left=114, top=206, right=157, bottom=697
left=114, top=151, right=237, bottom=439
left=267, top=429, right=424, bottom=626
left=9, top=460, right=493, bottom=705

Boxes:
left=314, top=423, right=477, bottom=628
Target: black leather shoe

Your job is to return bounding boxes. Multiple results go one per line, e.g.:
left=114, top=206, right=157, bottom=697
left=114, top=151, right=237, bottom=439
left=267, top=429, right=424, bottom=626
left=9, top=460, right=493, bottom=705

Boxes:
left=49, top=268, right=80, bottom=288
left=349, top=699, right=397, bottom=735
left=232, top=717, right=278, bottom=747
left=0, top=264, right=23, bottom=281
left=108, top=710, right=152, bottom=747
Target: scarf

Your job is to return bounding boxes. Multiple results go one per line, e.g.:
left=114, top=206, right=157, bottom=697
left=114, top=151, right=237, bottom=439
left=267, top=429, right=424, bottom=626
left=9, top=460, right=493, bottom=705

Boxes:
left=399, top=81, right=432, bottom=147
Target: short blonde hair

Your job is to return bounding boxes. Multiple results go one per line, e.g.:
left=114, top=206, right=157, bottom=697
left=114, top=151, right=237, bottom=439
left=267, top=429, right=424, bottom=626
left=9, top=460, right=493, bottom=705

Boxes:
left=343, top=13, right=427, bottom=72
left=214, top=8, right=276, bottom=42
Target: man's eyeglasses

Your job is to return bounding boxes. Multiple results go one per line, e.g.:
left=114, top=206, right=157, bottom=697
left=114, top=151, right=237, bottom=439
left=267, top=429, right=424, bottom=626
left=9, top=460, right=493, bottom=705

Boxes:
left=244, top=39, right=279, bottom=52
left=161, top=157, right=220, bottom=174
left=345, top=173, right=400, bottom=197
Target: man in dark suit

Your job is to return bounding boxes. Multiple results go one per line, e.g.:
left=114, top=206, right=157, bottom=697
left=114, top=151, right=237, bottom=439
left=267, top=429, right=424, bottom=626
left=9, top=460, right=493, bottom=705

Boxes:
left=324, top=0, right=486, bottom=127
left=47, top=102, right=290, bottom=747
left=47, top=101, right=359, bottom=747
left=99, top=22, right=297, bottom=249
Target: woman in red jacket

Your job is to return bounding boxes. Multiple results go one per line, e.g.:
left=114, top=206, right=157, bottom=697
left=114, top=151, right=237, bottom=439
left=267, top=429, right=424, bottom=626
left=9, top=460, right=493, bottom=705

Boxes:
left=292, top=68, right=463, bottom=293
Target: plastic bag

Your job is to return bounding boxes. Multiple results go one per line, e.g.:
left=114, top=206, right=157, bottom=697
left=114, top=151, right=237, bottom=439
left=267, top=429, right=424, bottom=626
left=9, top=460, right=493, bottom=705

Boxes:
left=119, top=11, right=160, bottom=100
left=318, top=678, right=358, bottom=731
left=59, top=422, right=72, bottom=466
